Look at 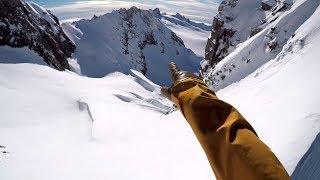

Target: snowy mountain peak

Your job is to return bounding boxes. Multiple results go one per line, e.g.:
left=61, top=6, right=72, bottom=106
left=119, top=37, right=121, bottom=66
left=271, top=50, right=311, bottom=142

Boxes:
left=63, top=6, right=201, bottom=85
left=152, top=8, right=161, bottom=17
left=0, top=0, right=75, bottom=70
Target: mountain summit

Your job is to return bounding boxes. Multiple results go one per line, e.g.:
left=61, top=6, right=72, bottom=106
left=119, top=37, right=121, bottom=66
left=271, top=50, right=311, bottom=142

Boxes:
left=63, top=7, right=201, bottom=85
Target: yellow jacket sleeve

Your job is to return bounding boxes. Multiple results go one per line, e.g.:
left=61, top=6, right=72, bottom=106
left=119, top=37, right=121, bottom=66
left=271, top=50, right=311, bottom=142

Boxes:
left=170, top=78, right=290, bottom=180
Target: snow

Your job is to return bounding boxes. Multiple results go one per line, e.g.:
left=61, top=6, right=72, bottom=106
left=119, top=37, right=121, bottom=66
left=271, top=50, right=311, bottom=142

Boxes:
left=3, top=36, right=319, bottom=178
left=1, top=1, right=320, bottom=179
left=0, top=63, right=212, bottom=180
left=0, top=46, right=47, bottom=66
left=60, top=22, right=83, bottom=44
left=292, top=133, right=320, bottom=179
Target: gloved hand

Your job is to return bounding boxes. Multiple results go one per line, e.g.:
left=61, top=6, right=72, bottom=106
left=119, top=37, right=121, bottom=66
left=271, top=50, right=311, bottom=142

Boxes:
left=161, top=62, right=207, bottom=105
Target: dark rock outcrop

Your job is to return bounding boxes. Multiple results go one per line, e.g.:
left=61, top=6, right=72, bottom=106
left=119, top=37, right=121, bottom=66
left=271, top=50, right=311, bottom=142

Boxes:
left=204, top=0, right=239, bottom=67
left=261, top=2, right=273, bottom=11
left=205, top=16, right=236, bottom=67
left=0, top=0, right=75, bottom=70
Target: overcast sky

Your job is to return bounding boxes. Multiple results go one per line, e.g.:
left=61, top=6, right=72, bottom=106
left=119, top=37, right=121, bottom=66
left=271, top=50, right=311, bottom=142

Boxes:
left=29, top=0, right=221, bottom=24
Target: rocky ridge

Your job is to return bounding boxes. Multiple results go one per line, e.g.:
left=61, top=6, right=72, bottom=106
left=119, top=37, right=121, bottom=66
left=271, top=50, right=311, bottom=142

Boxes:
left=0, top=0, right=75, bottom=70
left=204, top=0, right=291, bottom=68
left=201, top=0, right=320, bottom=90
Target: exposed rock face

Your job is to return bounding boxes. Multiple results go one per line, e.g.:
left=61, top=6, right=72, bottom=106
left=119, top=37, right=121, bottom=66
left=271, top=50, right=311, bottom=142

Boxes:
left=204, top=0, right=291, bottom=69
left=205, top=16, right=236, bottom=67
left=117, top=7, right=187, bottom=75
left=119, top=7, right=189, bottom=74
left=117, top=7, right=185, bottom=75
left=0, top=0, right=75, bottom=70
left=204, top=0, right=240, bottom=67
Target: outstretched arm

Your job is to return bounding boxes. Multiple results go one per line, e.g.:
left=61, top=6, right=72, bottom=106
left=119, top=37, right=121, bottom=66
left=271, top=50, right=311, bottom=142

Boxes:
left=162, top=62, right=290, bottom=180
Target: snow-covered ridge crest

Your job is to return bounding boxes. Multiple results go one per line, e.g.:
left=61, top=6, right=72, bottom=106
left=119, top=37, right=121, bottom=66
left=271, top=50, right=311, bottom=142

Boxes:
left=63, top=6, right=201, bottom=85
left=0, top=0, right=75, bottom=70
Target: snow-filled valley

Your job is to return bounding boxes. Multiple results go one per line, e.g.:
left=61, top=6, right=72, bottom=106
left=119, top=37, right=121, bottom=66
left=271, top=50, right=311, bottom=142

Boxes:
left=1, top=0, right=320, bottom=179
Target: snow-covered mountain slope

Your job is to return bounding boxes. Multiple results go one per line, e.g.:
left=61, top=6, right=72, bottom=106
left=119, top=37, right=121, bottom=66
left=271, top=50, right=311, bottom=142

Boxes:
left=62, top=7, right=201, bottom=86
left=0, top=0, right=75, bottom=70
left=0, top=63, right=213, bottom=180
left=201, top=0, right=320, bottom=177
left=1, top=1, right=319, bottom=179
left=152, top=8, right=212, bottom=57
left=1, top=50, right=318, bottom=179
left=204, top=0, right=320, bottom=90
left=217, top=18, right=320, bottom=173
left=292, top=133, right=320, bottom=179
left=204, top=0, right=298, bottom=67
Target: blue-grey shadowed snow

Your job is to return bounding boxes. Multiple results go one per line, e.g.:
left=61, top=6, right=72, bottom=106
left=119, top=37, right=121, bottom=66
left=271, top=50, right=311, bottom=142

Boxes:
left=0, top=46, right=48, bottom=66
left=291, top=132, right=320, bottom=180
left=114, top=70, right=175, bottom=115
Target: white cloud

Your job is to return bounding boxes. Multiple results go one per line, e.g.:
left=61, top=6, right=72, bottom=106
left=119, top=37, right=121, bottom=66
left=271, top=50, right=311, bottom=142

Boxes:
left=49, top=0, right=220, bottom=23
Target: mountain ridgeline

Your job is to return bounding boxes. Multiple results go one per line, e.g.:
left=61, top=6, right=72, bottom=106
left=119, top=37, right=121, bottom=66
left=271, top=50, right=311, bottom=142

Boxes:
left=0, top=1, right=201, bottom=85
